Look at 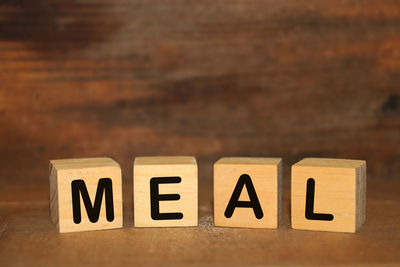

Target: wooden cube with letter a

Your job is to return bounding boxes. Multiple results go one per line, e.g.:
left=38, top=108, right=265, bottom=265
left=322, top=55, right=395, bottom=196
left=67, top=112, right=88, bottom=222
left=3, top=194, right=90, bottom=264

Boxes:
left=291, top=158, right=366, bottom=233
left=214, top=157, right=282, bottom=228
left=49, top=157, right=123, bottom=233
left=134, top=156, right=198, bottom=227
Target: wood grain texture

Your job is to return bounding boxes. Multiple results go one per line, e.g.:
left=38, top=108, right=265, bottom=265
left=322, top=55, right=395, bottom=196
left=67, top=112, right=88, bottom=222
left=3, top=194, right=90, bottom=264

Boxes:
left=0, top=0, right=399, bottom=264
left=0, top=0, right=399, bottom=190
left=214, top=157, right=282, bottom=228
left=291, top=158, right=366, bottom=233
left=1, top=177, right=400, bottom=266
left=50, top=157, right=123, bottom=233
left=134, top=156, right=198, bottom=227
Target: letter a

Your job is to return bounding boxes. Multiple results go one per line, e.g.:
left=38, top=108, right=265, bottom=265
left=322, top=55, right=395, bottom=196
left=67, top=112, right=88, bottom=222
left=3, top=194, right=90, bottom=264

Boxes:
left=224, top=174, right=263, bottom=219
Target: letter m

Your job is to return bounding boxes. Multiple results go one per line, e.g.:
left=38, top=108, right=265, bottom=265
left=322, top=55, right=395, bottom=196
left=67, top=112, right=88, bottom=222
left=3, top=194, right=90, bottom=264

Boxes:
left=71, top=178, right=114, bottom=224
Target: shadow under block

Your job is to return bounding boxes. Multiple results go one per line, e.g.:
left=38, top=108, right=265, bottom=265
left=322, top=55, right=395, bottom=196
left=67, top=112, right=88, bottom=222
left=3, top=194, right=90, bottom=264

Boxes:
left=133, top=156, right=198, bottom=227
left=214, top=157, right=282, bottom=228
left=291, top=158, right=366, bottom=233
left=49, top=157, right=123, bottom=233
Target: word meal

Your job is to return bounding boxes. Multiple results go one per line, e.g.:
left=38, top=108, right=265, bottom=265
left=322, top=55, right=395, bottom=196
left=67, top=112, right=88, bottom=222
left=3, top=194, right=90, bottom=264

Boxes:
left=50, top=156, right=366, bottom=233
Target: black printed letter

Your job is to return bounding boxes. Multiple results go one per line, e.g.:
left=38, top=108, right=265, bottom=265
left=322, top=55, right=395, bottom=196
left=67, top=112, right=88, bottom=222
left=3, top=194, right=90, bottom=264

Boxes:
left=71, top=178, right=114, bottom=224
left=305, top=178, right=334, bottom=221
left=224, top=174, right=263, bottom=219
left=150, top=177, right=184, bottom=220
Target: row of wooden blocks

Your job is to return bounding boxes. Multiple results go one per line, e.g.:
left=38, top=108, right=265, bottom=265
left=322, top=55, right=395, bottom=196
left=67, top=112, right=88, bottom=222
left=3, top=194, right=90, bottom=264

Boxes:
left=50, top=156, right=366, bottom=233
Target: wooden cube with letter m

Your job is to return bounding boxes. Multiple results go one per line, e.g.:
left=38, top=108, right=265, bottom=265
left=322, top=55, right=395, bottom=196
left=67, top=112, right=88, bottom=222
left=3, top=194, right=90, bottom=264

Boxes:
left=49, top=157, right=123, bottom=233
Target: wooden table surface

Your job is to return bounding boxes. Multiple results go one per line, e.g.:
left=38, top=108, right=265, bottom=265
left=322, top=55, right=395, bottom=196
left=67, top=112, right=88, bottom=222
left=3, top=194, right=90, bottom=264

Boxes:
left=0, top=0, right=399, bottom=265
left=1, top=174, right=400, bottom=266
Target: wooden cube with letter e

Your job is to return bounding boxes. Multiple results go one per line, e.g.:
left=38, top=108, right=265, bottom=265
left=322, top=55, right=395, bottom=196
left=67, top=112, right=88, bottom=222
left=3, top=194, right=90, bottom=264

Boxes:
left=49, top=157, right=123, bottom=233
left=214, top=157, right=282, bottom=228
left=291, top=158, right=366, bottom=233
left=133, top=156, right=198, bottom=227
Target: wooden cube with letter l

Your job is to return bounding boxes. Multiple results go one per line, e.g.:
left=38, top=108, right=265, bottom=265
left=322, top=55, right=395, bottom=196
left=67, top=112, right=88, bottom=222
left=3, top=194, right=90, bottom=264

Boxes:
left=291, top=158, right=366, bottom=233
left=49, top=157, right=123, bottom=233
left=214, top=157, right=282, bottom=228
left=133, top=156, right=198, bottom=227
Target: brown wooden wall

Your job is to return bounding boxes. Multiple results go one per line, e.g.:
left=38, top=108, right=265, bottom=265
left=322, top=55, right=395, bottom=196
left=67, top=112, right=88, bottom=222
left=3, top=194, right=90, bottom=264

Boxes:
left=1, top=0, right=399, bottom=187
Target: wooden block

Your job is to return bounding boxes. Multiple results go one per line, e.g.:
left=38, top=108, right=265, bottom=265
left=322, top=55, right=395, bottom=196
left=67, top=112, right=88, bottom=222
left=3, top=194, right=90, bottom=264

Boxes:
left=49, top=157, right=123, bottom=233
left=291, top=158, right=366, bottom=233
left=214, top=157, right=282, bottom=228
left=133, top=156, right=198, bottom=227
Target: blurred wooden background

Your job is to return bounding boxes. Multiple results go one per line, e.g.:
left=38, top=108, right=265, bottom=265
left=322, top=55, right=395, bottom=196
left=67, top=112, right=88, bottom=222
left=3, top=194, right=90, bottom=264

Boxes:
left=1, top=0, right=399, bottom=187
left=0, top=1, right=399, bottom=265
